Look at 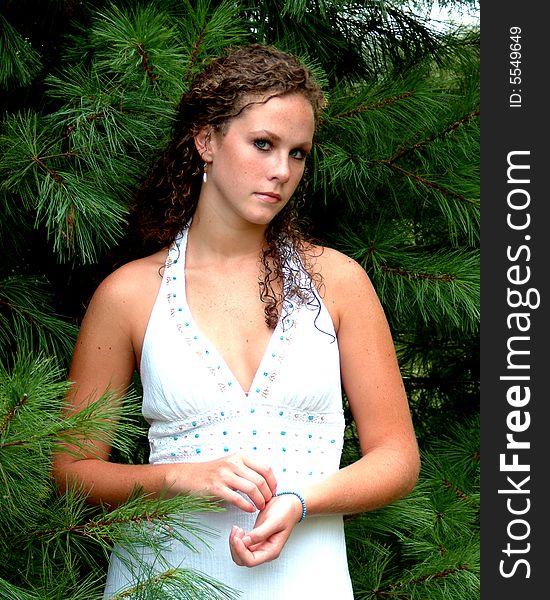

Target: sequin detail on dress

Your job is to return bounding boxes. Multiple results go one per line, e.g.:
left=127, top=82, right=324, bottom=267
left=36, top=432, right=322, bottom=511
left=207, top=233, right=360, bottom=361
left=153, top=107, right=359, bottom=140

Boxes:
left=164, top=229, right=301, bottom=400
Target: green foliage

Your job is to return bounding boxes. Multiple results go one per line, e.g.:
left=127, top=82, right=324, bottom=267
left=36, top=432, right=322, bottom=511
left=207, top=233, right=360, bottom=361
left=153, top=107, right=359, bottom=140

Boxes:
left=0, top=354, right=232, bottom=599
left=174, top=0, right=252, bottom=82
left=0, top=276, right=78, bottom=366
left=344, top=416, right=480, bottom=599
left=0, top=0, right=479, bottom=597
left=0, top=14, right=42, bottom=89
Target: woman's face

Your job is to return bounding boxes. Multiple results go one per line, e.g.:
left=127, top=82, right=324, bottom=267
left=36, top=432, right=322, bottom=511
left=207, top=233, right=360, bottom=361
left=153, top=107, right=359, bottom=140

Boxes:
left=196, top=93, right=315, bottom=228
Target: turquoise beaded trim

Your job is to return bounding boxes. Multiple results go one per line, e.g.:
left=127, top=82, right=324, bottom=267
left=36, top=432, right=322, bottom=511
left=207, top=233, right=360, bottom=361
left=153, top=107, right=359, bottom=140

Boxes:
left=274, top=491, right=307, bottom=523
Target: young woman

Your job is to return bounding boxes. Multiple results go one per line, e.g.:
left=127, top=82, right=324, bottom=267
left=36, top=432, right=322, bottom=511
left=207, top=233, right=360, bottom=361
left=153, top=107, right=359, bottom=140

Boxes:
left=53, top=44, right=420, bottom=599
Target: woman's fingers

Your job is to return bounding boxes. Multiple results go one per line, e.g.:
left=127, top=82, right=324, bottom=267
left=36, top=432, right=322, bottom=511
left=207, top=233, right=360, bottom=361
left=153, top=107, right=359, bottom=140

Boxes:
left=168, top=454, right=277, bottom=512
left=228, top=494, right=301, bottom=566
left=229, top=526, right=245, bottom=565
left=235, top=456, right=277, bottom=506
left=229, top=526, right=287, bottom=567
left=229, top=473, right=271, bottom=510
left=240, top=455, right=278, bottom=495
left=222, top=455, right=276, bottom=510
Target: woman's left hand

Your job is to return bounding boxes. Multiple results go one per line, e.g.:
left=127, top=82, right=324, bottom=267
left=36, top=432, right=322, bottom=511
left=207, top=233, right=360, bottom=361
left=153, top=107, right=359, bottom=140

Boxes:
left=228, top=493, right=303, bottom=567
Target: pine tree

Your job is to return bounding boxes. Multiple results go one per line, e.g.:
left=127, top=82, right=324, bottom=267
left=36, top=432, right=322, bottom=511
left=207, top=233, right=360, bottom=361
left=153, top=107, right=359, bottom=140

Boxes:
left=0, top=1, right=479, bottom=597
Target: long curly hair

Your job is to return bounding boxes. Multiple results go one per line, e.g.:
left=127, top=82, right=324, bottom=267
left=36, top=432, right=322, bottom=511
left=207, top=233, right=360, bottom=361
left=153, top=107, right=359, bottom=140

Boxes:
left=127, top=44, right=327, bottom=328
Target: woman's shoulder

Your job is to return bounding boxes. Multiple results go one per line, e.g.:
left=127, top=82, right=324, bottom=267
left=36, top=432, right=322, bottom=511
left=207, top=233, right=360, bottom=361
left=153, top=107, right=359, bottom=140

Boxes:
left=306, top=243, right=380, bottom=327
left=308, top=244, right=372, bottom=290
left=89, top=248, right=168, bottom=310
left=76, top=249, right=169, bottom=348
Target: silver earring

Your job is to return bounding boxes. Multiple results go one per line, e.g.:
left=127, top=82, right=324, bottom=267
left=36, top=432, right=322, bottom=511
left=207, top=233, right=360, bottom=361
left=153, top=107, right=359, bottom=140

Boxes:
left=203, top=162, right=208, bottom=183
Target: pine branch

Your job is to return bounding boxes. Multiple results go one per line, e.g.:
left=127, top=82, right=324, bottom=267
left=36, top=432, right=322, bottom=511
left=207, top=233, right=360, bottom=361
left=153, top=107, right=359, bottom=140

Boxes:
left=0, top=14, right=42, bottom=89
left=335, top=224, right=479, bottom=334
left=28, top=489, right=233, bottom=599
left=45, top=64, right=175, bottom=154
left=0, top=276, right=77, bottom=363
left=1, top=110, right=129, bottom=263
left=369, top=563, right=474, bottom=598
left=388, top=109, right=480, bottom=164
left=312, top=44, right=479, bottom=246
left=34, top=491, right=223, bottom=553
left=88, top=3, right=187, bottom=100
left=1, top=111, right=46, bottom=205
left=333, top=90, right=416, bottom=119
left=0, top=354, right=145, bottom=472
left=0, top=391, right=28, bottom=437
left=0, top=352, right=231, bottom=598
left=0, top=578, right=40, bottom=600
left=109, top=567, right=237, bottom=600
left=376, top=159, right=476, bottom=207
left=176, top=0, right=250, bottom=83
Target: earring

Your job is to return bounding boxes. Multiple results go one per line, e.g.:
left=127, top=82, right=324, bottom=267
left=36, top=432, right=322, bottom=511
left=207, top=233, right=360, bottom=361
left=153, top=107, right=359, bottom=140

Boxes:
left=203, top=162, right=208, bottom=183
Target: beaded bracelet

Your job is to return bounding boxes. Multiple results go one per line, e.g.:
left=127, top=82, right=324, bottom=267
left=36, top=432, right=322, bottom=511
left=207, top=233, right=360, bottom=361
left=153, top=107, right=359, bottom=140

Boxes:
left=274, top=491, right=307, bottom=523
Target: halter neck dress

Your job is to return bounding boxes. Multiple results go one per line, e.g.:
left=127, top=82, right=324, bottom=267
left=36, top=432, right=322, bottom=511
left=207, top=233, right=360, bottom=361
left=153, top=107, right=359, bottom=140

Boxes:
left=103, top=226, right=354, bottom=599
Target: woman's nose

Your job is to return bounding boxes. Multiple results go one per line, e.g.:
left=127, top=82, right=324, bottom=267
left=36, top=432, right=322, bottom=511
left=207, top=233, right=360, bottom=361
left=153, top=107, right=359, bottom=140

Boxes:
left=269, top=153, right=291, bottom=182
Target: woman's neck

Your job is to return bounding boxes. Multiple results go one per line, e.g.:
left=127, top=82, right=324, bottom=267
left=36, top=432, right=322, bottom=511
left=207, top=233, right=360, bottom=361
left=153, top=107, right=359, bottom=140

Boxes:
left=187, top=212, right=268, bottom=266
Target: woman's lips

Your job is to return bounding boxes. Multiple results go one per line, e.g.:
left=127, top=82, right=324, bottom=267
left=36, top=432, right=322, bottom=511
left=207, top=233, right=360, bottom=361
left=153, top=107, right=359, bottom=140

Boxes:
left=255, top=192, right=282, bottom=203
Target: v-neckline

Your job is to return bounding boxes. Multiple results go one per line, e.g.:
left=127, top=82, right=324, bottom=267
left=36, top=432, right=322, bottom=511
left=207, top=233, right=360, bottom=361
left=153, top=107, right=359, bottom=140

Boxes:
left=167, top=227, right=297, bottom=400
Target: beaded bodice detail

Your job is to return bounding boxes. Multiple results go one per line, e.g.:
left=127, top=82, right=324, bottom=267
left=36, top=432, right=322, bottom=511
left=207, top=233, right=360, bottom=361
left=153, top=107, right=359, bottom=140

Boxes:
left=140, top=226, right=345, bottom=489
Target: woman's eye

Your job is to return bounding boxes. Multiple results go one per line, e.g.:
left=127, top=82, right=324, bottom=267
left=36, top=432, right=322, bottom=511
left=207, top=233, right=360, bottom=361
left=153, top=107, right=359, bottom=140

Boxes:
left=254, top=139, right=271, bottom=151
left=290, top=148, right=307, bottom=160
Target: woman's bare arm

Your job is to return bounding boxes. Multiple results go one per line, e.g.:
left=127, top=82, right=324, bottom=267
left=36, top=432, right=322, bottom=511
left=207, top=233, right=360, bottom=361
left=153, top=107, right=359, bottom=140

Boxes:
left=52, top=257, right=277, bottom=510
left=230, top=249, right=419, bottom=566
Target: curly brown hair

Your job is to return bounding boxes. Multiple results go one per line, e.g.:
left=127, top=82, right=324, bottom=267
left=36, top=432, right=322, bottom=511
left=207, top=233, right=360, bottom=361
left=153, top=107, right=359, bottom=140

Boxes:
left=128, top=44, right=327, bottom=328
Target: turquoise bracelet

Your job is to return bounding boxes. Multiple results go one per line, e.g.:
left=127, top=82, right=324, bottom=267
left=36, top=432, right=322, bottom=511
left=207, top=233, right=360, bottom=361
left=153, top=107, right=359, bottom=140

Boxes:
left=274, top=491, right=307, bottom=523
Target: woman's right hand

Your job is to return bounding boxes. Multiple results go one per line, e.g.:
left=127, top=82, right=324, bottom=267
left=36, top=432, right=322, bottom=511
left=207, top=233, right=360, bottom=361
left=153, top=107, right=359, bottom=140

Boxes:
left=163, top=454, right=277, bottom=513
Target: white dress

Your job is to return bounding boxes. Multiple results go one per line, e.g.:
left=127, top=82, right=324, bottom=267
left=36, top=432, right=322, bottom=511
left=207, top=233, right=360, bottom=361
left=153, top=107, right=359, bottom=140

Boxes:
left=103, top=227, right=354, bottom=599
